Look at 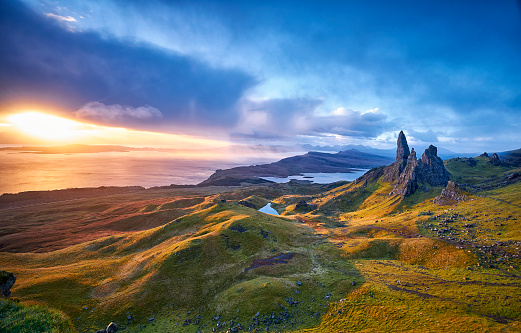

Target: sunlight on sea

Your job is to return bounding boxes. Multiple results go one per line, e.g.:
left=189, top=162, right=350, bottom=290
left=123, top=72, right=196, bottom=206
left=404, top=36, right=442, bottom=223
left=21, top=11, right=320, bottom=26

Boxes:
left=0, top=150, right=291, bottom=194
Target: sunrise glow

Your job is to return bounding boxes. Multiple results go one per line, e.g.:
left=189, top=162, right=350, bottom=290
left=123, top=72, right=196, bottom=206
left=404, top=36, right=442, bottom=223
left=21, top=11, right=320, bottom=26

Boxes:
left=3, top=110, right=228, bottom=149
left=7, top=112, right=85, bottom=141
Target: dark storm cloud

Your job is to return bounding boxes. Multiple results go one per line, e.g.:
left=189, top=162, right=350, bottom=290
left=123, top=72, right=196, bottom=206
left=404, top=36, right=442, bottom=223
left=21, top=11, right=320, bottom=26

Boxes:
left=0, top=1, right=256, bottom=130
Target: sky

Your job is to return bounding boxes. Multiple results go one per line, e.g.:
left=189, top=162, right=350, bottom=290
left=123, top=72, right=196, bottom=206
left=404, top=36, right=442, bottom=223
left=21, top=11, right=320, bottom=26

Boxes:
left=0, top=0, right=520, bottom=152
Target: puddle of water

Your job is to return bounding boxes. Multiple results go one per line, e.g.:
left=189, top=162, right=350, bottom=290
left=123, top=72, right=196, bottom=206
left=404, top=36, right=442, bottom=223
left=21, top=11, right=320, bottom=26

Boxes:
left=258, top=202, right=279, bottom=215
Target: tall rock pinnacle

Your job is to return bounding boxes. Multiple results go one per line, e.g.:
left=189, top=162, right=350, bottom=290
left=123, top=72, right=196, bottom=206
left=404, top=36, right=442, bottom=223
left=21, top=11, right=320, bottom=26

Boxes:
left=383, top=130, right=410, bottom=183
left=396, top=130, right=410, bottom=161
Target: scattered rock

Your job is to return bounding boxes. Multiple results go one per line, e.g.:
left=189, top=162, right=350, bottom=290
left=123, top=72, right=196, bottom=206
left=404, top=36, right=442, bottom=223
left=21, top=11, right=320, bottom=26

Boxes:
left=238, top=200, right=257, bottom=209
left=295, top=200, right=316, bottom=212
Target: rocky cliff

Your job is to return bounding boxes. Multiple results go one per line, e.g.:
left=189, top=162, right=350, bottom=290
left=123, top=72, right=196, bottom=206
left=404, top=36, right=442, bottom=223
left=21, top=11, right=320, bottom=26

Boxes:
left=385, top=131, right=450, bottom=196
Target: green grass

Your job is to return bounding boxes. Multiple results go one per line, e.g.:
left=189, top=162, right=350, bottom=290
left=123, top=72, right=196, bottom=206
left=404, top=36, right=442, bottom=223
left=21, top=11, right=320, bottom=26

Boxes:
left=0, top=299, right=75, bottom=333
left=445, top=156, right=513, bottom=185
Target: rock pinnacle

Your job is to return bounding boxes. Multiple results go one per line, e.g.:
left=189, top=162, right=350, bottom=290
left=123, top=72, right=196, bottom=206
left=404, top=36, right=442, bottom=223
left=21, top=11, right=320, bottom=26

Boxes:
left=396, top=130, right=410, bottom=161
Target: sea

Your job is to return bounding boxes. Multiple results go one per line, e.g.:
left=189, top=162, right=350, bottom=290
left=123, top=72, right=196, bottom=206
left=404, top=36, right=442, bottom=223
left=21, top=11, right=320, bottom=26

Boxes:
left=0, top=150, right=369, bottom=194
left=0, top=150, right=288, bottom=194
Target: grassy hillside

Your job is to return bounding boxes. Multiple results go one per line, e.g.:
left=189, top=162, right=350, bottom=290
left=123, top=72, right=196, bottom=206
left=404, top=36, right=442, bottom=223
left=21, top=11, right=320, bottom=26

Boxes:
left=0, top=299, right=75, bottom=333
left=1, top=157, right=521, bottom=332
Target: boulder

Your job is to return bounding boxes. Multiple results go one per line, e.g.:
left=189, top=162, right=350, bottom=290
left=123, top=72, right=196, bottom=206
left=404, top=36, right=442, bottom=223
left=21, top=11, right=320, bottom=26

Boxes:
left=0, top=270, right=16, bottom=298
left=106, top=322, right=118, bottom=333
left=508, top=172, right=520, bottom=181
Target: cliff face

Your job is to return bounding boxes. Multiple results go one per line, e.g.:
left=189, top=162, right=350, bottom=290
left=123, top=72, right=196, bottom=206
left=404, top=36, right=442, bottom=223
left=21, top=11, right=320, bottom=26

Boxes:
left=385, top=132, right=450, bottom=197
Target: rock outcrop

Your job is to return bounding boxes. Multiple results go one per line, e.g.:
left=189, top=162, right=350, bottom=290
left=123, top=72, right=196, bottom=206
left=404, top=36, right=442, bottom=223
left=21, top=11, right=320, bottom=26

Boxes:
left=0, top=270, right=16, bottom=298
left=385, top=131, right=450, bottom=197
left=417, top=145, right=450, bottom=186
left=489, top=153, right=501, bottom=166
left=434, top=181, right=468, bottom=205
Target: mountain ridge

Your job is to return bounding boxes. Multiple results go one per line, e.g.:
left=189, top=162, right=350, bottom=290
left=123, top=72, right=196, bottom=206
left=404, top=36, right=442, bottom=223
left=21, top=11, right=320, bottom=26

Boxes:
left=199, top=149, right=393, bottom=186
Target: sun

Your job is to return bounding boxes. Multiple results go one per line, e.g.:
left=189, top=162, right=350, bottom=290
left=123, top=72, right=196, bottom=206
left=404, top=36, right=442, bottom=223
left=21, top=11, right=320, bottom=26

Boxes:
left=7, top=111, right=85, bottom=141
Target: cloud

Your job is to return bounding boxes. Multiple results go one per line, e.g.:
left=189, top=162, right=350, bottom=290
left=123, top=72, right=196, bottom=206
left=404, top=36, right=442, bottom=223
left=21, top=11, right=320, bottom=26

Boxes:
left=235, top=99, right=390, bottom=139
left=75, top=102, right=162, bottom=121
left=408, top=129, right=440, bottom=143
left=44, top=13, right=77, bottom=22
left=308, top=108, right=389, bottom=138
left=0, top=1, right=256, bottom=132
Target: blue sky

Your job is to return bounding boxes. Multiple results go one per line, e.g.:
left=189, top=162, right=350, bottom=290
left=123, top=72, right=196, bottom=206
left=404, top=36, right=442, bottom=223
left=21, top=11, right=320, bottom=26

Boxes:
left=1, top=0, right=520, bottom=152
